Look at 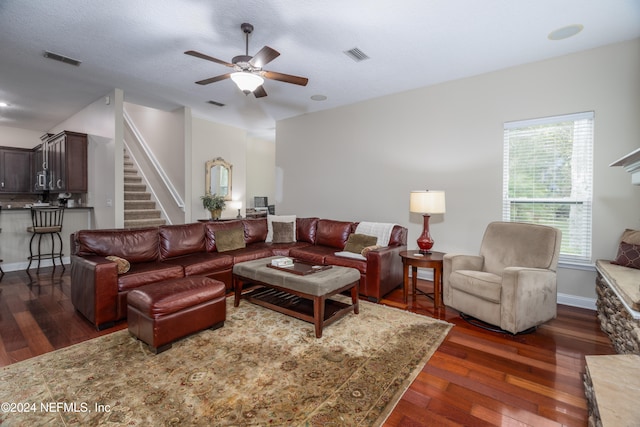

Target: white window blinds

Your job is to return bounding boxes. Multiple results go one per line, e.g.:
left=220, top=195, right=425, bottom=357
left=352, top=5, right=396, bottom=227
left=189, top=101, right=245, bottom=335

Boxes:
left=503, top=111, right=594, bottom=264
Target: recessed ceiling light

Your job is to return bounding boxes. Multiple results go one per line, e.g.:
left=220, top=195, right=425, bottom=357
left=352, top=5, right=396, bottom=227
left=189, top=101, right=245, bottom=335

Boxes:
left=548, top=24, right=584, bottom=41
left=310, top=95, right=327, bottom=101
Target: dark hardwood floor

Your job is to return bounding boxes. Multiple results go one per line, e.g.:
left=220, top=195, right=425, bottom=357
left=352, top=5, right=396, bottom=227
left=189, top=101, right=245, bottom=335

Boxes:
left=0, top=267, right=614, bottom=426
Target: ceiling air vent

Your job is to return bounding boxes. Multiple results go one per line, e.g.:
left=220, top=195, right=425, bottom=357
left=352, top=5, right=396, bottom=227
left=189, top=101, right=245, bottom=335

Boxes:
left=207, top=100, right=225, bottom=107
left=343, top=47, right=369, bottom=62
left=43, top=51, right=82, bottom=66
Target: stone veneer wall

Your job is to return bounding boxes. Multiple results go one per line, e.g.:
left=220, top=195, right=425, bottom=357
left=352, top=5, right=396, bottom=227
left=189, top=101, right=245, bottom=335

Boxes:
left=595, top=272, right=640, bottom=354
left=582, top=370, right=602, bottom=427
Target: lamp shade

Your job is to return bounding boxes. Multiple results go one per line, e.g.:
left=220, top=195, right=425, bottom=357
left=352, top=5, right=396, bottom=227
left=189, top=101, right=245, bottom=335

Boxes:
left=410, top=190, right=446, bottom=214
left=230, top=72, right=264, bottom=93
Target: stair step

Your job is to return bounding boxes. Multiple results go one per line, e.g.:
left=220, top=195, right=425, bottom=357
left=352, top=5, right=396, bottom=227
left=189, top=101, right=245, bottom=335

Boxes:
left=123, top=149, right=165, bottom=227
left=125, top=200, right=156, bottom=210
left=124, top=209, right=161, bottom=220
left=125, top=183, right=147, bottom=192
left=124, top=218, right=166, bottom=228
left=124, top=192, right=151, bottom=201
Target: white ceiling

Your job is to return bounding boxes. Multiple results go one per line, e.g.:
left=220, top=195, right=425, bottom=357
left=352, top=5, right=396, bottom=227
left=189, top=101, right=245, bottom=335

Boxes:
left=1, top=0, right=639, bottom=138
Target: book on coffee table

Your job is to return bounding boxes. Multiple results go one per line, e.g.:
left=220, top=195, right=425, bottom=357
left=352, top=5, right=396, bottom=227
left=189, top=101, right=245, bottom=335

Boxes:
left=267, top=259, right=332, bottom=275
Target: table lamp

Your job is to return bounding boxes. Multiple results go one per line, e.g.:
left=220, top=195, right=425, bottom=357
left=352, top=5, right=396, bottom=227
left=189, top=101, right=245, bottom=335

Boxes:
left=410, top=190, right=446, bottom=254
left=230, top=201, right=243, bottom=219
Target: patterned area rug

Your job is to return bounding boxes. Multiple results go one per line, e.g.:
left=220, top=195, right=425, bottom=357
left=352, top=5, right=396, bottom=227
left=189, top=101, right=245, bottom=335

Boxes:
left=0, top=296, right=451, bottom=426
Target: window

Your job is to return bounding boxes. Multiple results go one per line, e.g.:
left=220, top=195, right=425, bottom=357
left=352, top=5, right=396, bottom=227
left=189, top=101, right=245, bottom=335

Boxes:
left=503, top=112, right=594, bottom=264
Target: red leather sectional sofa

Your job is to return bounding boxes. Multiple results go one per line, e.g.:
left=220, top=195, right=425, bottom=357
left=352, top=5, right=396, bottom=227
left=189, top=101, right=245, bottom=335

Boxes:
left=70, top=217, right=407, bottom=330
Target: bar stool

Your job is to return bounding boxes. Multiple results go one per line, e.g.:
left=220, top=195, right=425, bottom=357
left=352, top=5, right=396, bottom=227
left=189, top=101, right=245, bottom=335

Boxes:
left=27, top=207, right=65, bottom=272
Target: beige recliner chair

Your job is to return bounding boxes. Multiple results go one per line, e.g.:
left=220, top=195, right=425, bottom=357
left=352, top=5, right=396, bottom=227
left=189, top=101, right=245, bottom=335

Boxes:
left=443, top=221, right=561, bottom=334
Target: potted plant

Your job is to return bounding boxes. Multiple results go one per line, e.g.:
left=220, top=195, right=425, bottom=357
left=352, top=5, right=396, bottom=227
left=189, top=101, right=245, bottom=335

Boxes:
left=201, top=193, right=226, bottom=220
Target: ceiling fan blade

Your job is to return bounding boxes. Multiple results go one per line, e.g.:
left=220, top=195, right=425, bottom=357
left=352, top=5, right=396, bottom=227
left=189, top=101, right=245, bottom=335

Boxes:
left=184, top=50, right=234, bottom=68
left=196, top=73, right=231, bottom=85
left=253, top=85, right=267, bottom=98
left=263, top=71, right=309, bottom=86
left=249, top=46, right=280, bottom=68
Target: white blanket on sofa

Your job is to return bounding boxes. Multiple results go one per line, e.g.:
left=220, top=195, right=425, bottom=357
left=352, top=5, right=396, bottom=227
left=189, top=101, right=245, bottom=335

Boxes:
left=355, top=222, right=396, bottom=247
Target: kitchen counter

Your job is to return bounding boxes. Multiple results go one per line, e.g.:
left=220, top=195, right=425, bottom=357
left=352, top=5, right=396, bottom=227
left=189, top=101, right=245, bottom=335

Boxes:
left=1, top=206, right=93, bottom=211
left=0, top=207, right=94, bottom=271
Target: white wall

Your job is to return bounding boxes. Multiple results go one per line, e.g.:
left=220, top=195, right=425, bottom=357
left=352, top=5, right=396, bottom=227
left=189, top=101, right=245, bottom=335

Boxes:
left=246, top=136, right=276, bottom=209
left=190, top=117, right=247, bottom=221
left=0, top=126, right=43, bottom=148
left=276, top=39, right=640, bottom=304
left=49, top=89, right=121, bottom=229
left=124, top=103, right=185, bottom=201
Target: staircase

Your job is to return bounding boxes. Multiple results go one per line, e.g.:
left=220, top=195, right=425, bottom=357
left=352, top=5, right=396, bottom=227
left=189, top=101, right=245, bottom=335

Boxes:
left=124, top=149, right=166, bottom=228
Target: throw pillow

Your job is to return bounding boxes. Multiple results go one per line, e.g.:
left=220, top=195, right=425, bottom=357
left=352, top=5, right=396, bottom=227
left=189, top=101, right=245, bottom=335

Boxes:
left=266, top=214, right=296, bottom=243
left=620, top=229, right=640, bottom=246
left=343, top=233, right=378, bottom=254
left=105, top=255, right=131, bottom=274
left=272, top=221, right=295, bottom=243
left=214, top=227, right=246, bottom=252
left=361, top=245, right=381, bottom=257
left=612, top=241, right=640, bottom=270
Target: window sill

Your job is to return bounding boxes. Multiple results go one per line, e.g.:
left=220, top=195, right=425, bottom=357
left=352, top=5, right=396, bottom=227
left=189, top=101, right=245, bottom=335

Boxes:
left=558, top=260, right=596, bottom=271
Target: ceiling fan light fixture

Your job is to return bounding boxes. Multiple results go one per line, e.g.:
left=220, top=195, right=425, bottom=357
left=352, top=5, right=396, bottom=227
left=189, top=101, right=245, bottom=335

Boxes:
left=231, top=72, right=264, bottom=94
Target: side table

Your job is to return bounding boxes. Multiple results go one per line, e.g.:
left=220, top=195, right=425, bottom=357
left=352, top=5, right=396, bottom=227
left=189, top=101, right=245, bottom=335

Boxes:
left=399, top=250, right=444, bottom=307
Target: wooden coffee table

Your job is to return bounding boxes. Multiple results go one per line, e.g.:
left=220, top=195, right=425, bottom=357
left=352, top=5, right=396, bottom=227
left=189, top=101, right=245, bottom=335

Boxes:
left=232, top=257, right=360, bottom=338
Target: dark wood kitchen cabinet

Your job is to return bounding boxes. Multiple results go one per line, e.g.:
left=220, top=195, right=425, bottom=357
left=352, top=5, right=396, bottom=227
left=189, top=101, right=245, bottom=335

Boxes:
left=0, top=147, right=32, bottom=192
left=45, top=131, right=88, bottom=193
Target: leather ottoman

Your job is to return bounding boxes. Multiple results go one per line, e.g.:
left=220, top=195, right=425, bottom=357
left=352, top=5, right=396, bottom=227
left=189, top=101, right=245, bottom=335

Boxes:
left=127, top=276, right=226, bottom=353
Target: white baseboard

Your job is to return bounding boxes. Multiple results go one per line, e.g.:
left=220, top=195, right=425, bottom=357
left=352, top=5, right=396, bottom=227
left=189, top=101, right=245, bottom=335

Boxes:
left=2, top=257, right=70, bottom=272
left=557, top=293, right=597, bottom=310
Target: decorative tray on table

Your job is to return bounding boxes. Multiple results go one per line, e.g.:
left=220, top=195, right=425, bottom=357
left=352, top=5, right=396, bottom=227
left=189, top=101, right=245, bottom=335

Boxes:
left=267, top=259, right=332, bottom=276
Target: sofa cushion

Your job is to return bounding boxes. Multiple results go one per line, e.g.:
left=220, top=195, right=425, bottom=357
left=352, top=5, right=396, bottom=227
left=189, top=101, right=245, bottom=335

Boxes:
left=117, top=261, right=184, bottom=292
left=75, top=228, right=159, bottom=263
left=159, top=223, right=206, bottom=260
left=226, top=247, right=274, bottom=264
left=479, top=222, right=560, bottom=275
left=333, top=251, right=366, bottom=261
left=163, top=252, right=234, bottom=277
left=315, top=220, right=354, bottom=249
left=272, top=221, right=295, bottom=243
left=324, top=253, right=367, bottom=274
left=266, top=215, right=296, bottom=242
left=296, top=217, right=319, bottom=244
left=289, top=245, right=336, bottom=265
left=388, top=225, right=408, bottom=246
left=449, top=270, right=502, bottom=303
left=243, top=218, right=268, bottom=244
left=215, top=227, right=246, bottom=252
left=204, top=220, right=244, bottom=252
left=344, top=233, right=378, bottom=254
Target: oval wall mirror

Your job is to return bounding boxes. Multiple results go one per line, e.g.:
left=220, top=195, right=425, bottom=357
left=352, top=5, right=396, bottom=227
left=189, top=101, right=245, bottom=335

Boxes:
left=205, top=157, right=233, bottom=200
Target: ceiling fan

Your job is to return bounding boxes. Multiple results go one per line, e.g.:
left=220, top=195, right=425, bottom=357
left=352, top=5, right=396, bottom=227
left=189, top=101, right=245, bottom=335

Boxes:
left=185, top=23, right=308, bottom=98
